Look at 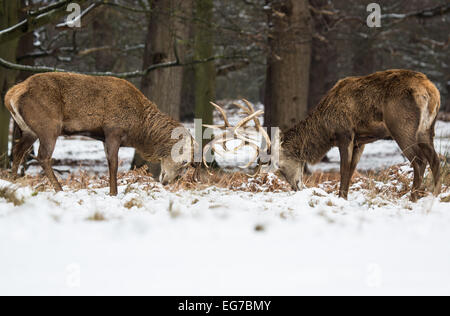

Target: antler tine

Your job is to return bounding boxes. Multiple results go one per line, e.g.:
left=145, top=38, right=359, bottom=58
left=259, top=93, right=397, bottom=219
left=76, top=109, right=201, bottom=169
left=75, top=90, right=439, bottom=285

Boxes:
left=240, top=100, right=271, bottom=176
left=234, top=109, right=270, bottom=148
left=203, top=100, right=271, bottom=173
left=242, top=99, right=256, bottom=113
left=233, top=133, right=258, bottom=150
left=234, top=100, right=271, bottom=152
left=203, top=102, right=233, bottom=151
left=241, top=99, right=271, bottom=151
left=240, top=142, right=260, bottom=169
left=202, top=133, right=236, bottom=167
left=210, top=102, right=230, bottom=128
left=203, top=124, right=225, bottom=129
left=232, top=102, right=251, bottom=115
left=248, top=161, right=263, bottom=178
left=235, top=110, right=264, bottom=130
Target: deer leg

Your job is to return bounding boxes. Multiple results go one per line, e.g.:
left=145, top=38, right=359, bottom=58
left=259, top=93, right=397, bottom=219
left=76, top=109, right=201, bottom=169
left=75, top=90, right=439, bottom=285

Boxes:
left=391, top=138, right=424, bottom=201
left=38, top=136, right=62, bottom=192
left=338, top=135, right=355, bottom=199
left=418, top=141, right=441, bottom=197
left=413, top=153, right=428, bottom=199
left=385, top=111, right=427, bottom=202
left=419, top=123, right=441, bottom=197
left=11, top=133, right=37, bottom=179
left=104, top=134, right=121, bottom=196
left=349, top=144, right=365, bottom=180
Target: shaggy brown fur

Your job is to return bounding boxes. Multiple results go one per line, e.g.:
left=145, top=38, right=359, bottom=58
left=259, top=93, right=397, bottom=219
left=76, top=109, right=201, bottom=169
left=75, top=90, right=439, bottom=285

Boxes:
left=4, top=72, right=186, bottom=196
left=282, top=69, right=441, bottom=201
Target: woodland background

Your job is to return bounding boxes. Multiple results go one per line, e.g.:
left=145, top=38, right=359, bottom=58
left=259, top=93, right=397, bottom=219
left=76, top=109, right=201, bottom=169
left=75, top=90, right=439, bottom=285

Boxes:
left=0, top=0, right=449, bottom=171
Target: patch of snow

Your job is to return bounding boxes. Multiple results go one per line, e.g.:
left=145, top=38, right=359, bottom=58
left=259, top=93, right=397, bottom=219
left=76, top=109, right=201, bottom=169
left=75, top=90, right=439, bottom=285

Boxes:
left=0, top=179, right=449, bottom=295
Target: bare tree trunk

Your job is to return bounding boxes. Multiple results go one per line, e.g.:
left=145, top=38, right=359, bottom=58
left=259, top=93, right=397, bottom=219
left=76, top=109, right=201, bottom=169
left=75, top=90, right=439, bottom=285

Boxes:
left=180, top=65, right=196, bottom=122
left=308, top=0, right=338, bottom=111
left=141, top=0, right=192, bottom=120
left=133, top=0, right=193, bottom=172
left=11, top=0, right=36, bottom=172
left=0, top=0, right=20, bottom=169
left=92, top=6, right=117, bottom=72
left=264, top=0, right=312, bottom=132
left=194, top=0, right=216, bottom=128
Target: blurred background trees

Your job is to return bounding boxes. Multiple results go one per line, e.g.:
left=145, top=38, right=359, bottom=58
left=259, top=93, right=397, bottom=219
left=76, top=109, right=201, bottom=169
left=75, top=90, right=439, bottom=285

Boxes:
left=0, top=0, right=449, bottom=172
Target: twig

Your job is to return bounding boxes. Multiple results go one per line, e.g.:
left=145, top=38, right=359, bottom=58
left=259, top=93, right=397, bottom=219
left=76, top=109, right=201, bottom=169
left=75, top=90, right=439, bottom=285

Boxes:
left=0, top=55, right=240, bottom=79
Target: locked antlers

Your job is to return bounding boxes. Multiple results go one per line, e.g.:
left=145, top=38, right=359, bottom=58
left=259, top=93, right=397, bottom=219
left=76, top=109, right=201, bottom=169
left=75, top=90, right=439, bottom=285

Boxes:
left=203, top=100, right=271, bottom=170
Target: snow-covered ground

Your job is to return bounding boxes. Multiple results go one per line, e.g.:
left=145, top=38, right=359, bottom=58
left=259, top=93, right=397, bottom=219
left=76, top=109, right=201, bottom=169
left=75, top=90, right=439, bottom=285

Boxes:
left=0, top=175, right=449, bottom=296
left=1, top=103, right=449, bottom=296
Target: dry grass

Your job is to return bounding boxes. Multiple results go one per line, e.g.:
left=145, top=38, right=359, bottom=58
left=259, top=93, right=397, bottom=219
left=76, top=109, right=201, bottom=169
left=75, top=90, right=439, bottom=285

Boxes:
left=0, top=161, right=449, bottom=202
left=170, top=167, right=291, bottom=193
left=86, top=212, right=107, bottom=222
left=0, top=185, right=24, bottom=206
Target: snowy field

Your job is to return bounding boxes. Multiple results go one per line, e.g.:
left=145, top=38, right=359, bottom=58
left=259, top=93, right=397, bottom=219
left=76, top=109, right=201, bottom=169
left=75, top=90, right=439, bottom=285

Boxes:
left=0, top=104, right=449, bottom=296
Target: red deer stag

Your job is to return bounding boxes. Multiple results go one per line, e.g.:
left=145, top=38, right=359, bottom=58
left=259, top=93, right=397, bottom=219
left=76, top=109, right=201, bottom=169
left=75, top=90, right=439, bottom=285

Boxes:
left=4, top=73, right=194, bottom=196
left=208, top=70, right=441, bottom=201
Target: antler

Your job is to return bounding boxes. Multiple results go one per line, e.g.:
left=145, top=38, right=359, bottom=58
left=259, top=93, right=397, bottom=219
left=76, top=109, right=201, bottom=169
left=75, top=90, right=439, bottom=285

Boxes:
left=203, top=100, right=270, bottom=172
left=233, top=99, right=271, bottom=151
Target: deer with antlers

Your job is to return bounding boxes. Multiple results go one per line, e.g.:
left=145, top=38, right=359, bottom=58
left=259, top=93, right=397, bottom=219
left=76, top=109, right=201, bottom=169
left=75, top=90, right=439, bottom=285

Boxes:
left=206, top=70, right=441, bottom=201
left=5, top=72, right=194, bottom=196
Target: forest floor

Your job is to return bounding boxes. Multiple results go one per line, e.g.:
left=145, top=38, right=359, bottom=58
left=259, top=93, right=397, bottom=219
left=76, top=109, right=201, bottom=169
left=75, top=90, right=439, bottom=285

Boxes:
left=0, top=103, right=449, bottom=295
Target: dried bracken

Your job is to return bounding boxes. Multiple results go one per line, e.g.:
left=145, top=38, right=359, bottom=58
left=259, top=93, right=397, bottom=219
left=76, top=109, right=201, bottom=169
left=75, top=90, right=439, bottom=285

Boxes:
left=0, top=185, right=24, bottom=206
left=1, top=163, right=449, bottom=199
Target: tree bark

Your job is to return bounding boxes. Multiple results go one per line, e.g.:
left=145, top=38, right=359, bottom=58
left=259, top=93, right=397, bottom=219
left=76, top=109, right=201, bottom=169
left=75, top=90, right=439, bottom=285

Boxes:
left=264, top=0, right=312, bottom=132
left=180, top=18, right=196, bottom=122
left=308, top=0, right=338, bottom=111
left=141, top=0, right=192, bottom=121
left=92, top=6, right=117, bottom=72
left=11, top=0, right=37, bottom=171
left=0, top=0, right=20, bottom=169
left=194, top=0, right=216, bottom=128
left=133, top=0, right=193, bottom=171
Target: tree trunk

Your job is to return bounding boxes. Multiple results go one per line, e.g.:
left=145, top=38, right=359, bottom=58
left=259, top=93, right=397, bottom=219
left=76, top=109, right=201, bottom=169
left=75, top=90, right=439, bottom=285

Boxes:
left=180, top=65, right=196, bottom=122
left=194, top=0, right=216, bottom=128
left=92, top=6, right=117, bottom=72
left=308, top=0, right=338, bottom=111
left=264, top=0, right=312, bottom=132
left=11, top=0, right=36, bottom=172
left=132, top=0, right=193, bottom=172
left=0, top=0, right=20, bottom=169
left=141, top=0, right=192, bottom=120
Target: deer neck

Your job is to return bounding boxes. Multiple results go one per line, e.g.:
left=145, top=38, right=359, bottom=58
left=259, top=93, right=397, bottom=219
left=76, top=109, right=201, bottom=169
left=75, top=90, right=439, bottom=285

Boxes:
left=133, top=104, right=182, bottom=162
left=281, top=112, right=334, bottom=164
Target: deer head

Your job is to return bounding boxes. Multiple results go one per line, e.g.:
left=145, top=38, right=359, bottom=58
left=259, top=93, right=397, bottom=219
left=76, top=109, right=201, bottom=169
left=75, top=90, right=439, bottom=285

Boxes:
left=277, top=148, right=305, bottom=191
left=160, top=131, right=196, bottom=185
left=203, top=100, right=309, bottom=191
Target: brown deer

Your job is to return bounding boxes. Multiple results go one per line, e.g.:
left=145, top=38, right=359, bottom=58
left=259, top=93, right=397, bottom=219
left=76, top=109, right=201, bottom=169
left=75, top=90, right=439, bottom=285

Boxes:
left=4, top=72, right=194, bottom=196
left=208, top=70, right=442, bottom=201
